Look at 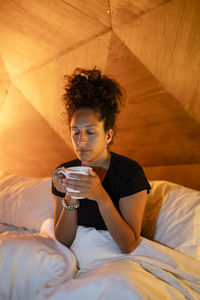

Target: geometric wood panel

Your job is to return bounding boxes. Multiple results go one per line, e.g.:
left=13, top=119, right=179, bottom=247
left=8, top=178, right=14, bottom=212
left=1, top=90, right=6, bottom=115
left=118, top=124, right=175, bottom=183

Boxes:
left=0, top=84, right=74, bottom=177
left=0, top=0, right=199, bottom=189
left=0, top=55, right=10, bottom=80
left=107, top=33, right=200, bottom=166
left=114, top=0, right=200, bottom=123
left=63, top=0, right=111, bottom=27
left=0, top=80, right=10, bottom=111
left=110, top=0, right=169, bottom=27
left=144, top=164, right=200, bottom=191
left=0, top=0, right=110, bottom=76
left=0, top=55, right=11, bottom=110
left=11, top=32, right=112, bottom=146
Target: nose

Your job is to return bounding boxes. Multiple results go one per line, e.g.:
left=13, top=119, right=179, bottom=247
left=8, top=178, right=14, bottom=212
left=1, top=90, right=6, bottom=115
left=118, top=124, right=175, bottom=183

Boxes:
left=78, top=131, right=87, bottom=145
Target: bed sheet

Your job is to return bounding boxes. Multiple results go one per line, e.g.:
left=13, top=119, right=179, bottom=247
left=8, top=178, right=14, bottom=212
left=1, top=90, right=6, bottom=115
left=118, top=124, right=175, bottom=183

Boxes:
left=0, top=222, right=77, bottom=300
left=37, top=218, right=200, bottom=300
left=0, top=222, right=37, bottom=236
left=1, top=173, right=200, bottom=299
left=1, top=222, right=200, bottom=300
left=1, top=221, right=200, bottom=300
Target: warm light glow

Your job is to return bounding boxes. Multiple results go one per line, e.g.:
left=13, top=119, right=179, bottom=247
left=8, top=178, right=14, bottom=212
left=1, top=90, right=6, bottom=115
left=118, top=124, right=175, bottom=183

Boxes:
left=0, top=0, right=199, bottom=189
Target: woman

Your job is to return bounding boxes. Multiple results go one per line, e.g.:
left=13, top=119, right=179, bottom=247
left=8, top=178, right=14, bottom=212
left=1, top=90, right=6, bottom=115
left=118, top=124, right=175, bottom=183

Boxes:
left=52, top=68, right=151, bottom=254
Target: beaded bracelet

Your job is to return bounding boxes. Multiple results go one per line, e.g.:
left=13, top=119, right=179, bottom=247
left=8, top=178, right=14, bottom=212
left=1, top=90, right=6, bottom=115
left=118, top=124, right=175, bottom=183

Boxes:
left=62, top=198, right=80, bottom=211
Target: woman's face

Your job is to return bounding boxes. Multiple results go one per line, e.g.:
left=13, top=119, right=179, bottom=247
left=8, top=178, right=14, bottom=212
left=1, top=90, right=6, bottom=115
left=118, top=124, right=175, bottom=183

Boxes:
left=70, top=109, right=113, bottom=164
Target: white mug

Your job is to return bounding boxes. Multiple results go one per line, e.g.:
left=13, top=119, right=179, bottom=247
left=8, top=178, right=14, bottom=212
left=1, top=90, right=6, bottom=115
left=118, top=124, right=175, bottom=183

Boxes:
left=57, top=166, right=92, bottom=199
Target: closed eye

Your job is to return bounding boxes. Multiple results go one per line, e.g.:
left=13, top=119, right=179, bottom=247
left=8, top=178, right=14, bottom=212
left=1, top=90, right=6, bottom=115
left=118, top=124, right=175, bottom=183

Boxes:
left=71, top=128, right=96, bottom=135
left=72, top=130, right=80, bottom=136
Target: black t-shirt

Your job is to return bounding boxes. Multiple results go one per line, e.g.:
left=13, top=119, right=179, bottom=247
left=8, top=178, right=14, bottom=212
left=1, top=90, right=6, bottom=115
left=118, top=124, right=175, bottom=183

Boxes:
left=52, top=152, right=151, bottom=230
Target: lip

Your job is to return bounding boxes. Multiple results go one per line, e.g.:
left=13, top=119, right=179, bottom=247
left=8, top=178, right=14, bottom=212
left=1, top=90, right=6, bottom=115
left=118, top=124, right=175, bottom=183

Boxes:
left=77, top=149, right=90, bottom=153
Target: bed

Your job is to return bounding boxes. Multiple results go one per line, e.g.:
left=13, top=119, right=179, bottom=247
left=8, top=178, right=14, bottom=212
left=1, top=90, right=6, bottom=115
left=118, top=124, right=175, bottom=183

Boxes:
left=0, top=170, right=200, bottom=300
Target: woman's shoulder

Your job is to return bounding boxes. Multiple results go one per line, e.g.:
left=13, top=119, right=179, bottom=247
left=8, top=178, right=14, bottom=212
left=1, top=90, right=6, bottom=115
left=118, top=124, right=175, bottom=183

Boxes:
left=110, top=152, right=142, bottom=173
left=110, top=152, right=151, bottom=196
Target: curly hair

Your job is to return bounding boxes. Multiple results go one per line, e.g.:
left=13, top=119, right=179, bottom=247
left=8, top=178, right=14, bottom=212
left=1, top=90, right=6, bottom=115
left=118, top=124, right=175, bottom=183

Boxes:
left=62, top=68, right=124, bottom=131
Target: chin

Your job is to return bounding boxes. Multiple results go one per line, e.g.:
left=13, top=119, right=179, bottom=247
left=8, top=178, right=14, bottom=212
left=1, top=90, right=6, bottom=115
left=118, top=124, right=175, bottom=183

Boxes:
left=76, top=151, right=92, bottom=162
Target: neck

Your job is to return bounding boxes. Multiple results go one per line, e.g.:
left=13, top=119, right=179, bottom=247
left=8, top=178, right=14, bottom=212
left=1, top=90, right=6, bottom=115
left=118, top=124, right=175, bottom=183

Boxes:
left=82, top=151, right=111, bottom=169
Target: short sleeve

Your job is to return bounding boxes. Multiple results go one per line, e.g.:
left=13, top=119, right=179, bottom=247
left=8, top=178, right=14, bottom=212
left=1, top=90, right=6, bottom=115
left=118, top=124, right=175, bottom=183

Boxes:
left=117, top=160, right=151, bottom=198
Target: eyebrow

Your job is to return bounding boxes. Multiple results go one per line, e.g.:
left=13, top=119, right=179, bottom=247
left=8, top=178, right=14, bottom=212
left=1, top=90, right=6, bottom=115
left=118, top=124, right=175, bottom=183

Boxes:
left=71, top=125, right=98, bottom=129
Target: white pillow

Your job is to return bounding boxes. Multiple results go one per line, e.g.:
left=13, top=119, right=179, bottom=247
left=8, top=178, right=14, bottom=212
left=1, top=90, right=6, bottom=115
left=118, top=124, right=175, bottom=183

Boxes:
left=0, top=234, right=76, bottom=300
left=0, top=171, right=53, bottom=231
left=142, top=180, right=200, bottom=259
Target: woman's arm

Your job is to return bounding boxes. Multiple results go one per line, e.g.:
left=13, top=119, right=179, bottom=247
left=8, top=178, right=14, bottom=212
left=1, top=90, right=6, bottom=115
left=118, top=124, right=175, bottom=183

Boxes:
left=98, top=190, right=147, bottom=253
left=52, top=169, right=79, bottom=247
left=53, top=194, right=78, bottom=247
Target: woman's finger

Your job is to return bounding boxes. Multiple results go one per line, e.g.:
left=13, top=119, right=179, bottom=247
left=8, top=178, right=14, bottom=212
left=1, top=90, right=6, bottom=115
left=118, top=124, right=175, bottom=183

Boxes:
left=51, top=167, right=65, bottom=178
left=66, top=177, right=90, bottom=186
left=51, top=169, right=68, bottom=193
left=68, top=173, right=92, bottom=181
left=67, top=191, right=85, bottom=198
left=88, top=168, right=97, bottom=176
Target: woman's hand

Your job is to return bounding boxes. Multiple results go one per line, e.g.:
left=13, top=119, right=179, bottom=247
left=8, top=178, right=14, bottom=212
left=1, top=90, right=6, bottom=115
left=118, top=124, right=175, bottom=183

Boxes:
left=65, top=169, right=109, bottom=204
left=51, top=167, right=68, bottom=194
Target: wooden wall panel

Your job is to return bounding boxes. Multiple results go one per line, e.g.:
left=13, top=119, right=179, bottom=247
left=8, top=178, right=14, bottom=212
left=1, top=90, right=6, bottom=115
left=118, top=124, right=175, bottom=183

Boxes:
left=0, top=0, right=199, bottom=190
left=11, top=32, right=111, bottom=147
left=110, top=0, right=170, bottom=27
left=114, top=0, right=200, bottom=124
left=0, top=56, right=9, bottom=80
left=0, top=81, right=10, bottom=111
left=0, top=56, right=11, bottom=110
left=0, top=0, right=109, bottom=76
left=63, top=0, right=111, bottom=27
left=144, top=164, right=200, bottom=191
left=107, top=33, right=200, bottom=166
left=0, top=84, right=74, bottom=177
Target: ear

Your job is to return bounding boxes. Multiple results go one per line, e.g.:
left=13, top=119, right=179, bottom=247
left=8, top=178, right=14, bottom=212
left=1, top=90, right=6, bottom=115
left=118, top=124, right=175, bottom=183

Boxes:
left=105, top=129, right=114, bottom=145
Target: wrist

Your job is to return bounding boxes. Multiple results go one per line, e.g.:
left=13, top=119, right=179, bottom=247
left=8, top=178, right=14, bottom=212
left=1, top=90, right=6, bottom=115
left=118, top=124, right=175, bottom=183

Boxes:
left=62, top=197, right=80, bottom=211
left=64, top=194, right=80, bottom=206
left=97, top=194, right=112, bottom=209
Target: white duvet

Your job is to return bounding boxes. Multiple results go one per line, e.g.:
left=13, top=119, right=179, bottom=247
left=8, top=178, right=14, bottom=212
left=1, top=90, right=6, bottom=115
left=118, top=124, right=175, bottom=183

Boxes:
left=1, top=174, right=200, bottom=299
left=0, top=219, right=200, bottom=299
left=37, top=218, right=200, bottom=300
